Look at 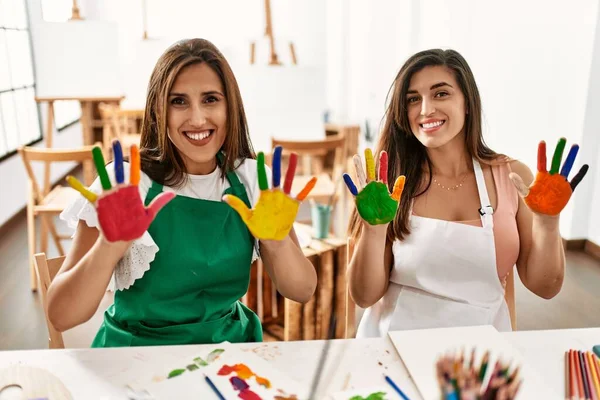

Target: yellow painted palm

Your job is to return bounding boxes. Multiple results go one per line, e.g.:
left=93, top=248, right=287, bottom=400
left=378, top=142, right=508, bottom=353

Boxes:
left=223, top=147, right=316, bottom=241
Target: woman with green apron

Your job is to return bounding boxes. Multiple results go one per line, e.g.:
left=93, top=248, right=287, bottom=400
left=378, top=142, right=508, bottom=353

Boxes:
left=46, top=38, right=318, bottom=347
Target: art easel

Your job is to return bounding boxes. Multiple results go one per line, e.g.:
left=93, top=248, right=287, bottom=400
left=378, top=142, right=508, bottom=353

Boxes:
left=250, top=0, right=297, bottom=66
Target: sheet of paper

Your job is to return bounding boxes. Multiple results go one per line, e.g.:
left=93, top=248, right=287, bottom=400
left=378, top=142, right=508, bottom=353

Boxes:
left=328, top=385, right=395, bottom=400
left=203, top=346, right=308, bottom=399
left=143, top=368, right=215, bottom=400
left=129, top=342, right=233, bottom=390
left=388, top=325, right=554, bottom=400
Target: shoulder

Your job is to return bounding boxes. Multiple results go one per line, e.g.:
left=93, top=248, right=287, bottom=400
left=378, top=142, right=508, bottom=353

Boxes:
left=233, top=158, right=271, bottom=181
left=507, top=159, right=534, bottom=186
left=232, top=157, right=270, bottom=206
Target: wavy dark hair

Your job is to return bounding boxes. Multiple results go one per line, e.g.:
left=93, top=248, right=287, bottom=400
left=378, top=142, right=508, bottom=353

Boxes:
left=139, top=38, right=255, bottom=186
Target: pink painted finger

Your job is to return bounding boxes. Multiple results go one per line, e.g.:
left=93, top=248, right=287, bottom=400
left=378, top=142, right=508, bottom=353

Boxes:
left=146, top=192, right=175, bottom=220
left=379, top=151, right=388, bottom=184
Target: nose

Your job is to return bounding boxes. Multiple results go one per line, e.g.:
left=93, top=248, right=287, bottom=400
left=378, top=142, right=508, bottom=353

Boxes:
left=420, top=98, right=436, bottom=116
left=189, top=103, right=207, bottom=127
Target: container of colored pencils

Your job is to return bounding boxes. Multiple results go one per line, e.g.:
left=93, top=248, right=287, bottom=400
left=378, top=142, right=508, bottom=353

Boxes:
left=565, top=349, right=600, bottom=400
left=436, top=348, right=522, bottom=399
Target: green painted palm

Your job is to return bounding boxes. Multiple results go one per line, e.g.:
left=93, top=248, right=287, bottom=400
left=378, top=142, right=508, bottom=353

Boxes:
left=343, top=149, right=405, bottom=225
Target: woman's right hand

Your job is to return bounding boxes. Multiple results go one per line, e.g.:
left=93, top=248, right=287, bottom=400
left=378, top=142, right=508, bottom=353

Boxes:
left=343, top=149, right=405, bottom=225
left=66, top=140, right=175, bottom=243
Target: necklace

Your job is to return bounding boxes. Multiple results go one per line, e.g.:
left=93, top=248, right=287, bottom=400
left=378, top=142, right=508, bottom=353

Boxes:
left=433, top=172, right=468, bottom=191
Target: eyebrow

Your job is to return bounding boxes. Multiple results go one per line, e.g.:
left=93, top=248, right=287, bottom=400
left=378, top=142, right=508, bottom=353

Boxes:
left=168, top=90, right=224, bottom=97
left=407, top=82, right=453, bottom=94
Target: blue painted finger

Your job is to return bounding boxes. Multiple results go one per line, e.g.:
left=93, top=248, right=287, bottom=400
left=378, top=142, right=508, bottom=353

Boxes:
left=560, top=144, right=579, bottom=178
left=272, top=146, right=282, bottom=188
left=343, top=173, right=358, bottom=196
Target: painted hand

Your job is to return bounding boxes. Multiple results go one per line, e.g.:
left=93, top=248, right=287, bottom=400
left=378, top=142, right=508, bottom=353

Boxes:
left=343, top=149, right=405, bottom=225
left=223, top=146, right=317, bottom=241
left=509, top=138, right=589, bottom=216
left=66, top=140, right=175, bottom=242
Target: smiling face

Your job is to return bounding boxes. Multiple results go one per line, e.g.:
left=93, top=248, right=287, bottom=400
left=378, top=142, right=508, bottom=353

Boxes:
left=406, top=65, right=467, bottom=149
left=166, top=62, right=227, bottom=175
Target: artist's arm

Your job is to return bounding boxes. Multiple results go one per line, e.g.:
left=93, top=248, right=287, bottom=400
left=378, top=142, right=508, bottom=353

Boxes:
left=46, top=224, right=130, bottom=331
left=347, top=223, right=394, bottom=308
left=511, top=160, right=566, bottom=299
left=259, top=228, right=317, bottom=303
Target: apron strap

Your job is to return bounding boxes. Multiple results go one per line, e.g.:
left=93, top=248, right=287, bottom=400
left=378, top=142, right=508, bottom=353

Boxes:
left=472, top=159, right=494, bottom=227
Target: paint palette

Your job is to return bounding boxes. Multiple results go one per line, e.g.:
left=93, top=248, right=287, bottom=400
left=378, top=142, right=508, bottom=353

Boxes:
left=328, top=386, right=394, bottom=400
left=203, top=347, right=306, bottom=400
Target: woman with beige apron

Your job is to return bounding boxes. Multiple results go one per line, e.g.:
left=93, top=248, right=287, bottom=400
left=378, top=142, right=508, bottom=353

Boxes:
left=344, top=48, right=588, bottom=337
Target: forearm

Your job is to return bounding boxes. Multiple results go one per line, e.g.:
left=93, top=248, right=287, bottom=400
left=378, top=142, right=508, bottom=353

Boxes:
left=260, top=236, right=317, bottom=303
left=348, top=223, right=390, bottom=308
left=523, top=215, right=565, bottom=298
left=47, top=238, right=130, bottom=331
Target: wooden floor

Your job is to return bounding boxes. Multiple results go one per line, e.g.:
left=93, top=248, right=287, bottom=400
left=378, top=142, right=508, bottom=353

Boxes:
left=1, top=210, right=599, bottom=350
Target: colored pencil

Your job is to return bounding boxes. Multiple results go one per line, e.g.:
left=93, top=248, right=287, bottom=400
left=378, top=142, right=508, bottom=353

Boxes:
left=204, top=373, right=226, bottom=400
left=587, top=351, right=600, bottom=399
left=580, top=350, right=592, bottom=400
left=566, top=351, right=571, bottom=400
left=384, top=375, right=411, bottom=400
left=574, top=350, right=585, bottom=399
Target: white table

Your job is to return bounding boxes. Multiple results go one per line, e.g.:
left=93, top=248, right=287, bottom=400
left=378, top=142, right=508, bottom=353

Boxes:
left=0, top=328, right=598, bottom=399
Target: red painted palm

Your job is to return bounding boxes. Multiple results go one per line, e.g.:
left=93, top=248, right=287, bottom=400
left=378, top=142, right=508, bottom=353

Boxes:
left=67, top=140, right=174, bottom=242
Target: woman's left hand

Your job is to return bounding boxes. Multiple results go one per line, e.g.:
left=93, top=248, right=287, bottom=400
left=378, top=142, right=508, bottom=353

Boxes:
left=509, top=138, right=589, bottom=216
left=223, top=146, right=317, bottom=241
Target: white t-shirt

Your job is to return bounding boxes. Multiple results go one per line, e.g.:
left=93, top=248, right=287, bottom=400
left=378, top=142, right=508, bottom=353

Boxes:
left=60, top=158, right=268, bottom=291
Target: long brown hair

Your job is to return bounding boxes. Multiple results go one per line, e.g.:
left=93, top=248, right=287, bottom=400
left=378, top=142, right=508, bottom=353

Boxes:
left=139, top=38, right=255, bottom=186
left=348, top=49, right=503, bottom=243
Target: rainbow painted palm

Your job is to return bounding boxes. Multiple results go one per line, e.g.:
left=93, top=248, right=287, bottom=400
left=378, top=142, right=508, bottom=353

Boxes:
left=510, top=138, right=588, bottom=216
left=343, top=149, right=405, bottom=225
left=66, top=140, right=175, bottom=242
left=223, top=146, right=316, bottom=241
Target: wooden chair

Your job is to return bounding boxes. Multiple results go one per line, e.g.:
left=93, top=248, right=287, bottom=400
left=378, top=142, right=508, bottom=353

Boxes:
left=270, top=135, right=348, bottom=237
left=18, top=145, right=97, bottom=291
left=33, top=253, right=114, bottom=349
left=98, top=103, right=142, bottom=158
left=343, top=239, right=517, bottom=338
left=34, top=253, right=66, bottom=349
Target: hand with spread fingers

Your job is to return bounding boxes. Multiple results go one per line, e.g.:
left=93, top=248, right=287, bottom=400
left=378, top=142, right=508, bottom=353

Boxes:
left=223, top=146, right=317, bottom=241
left=343, top=149, right=405, bottom=225
left=66, top=140, right=175, bottom=243
left=509, top=138, right=589, bottom=216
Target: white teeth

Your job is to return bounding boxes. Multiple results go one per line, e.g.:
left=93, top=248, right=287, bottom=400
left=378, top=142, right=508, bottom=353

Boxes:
left=185, top=131, right=211, bottom=140
left=422, top=121, right=444, bottom=129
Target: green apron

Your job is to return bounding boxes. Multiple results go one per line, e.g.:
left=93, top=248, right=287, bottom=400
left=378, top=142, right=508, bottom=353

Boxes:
left=91, top=160, right=263, bottom=347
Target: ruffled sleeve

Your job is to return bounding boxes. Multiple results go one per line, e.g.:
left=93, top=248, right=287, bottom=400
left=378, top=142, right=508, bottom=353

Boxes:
left=59, top=162, right=160, bottom=291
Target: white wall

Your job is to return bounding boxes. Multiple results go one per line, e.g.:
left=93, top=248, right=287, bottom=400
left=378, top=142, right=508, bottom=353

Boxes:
left=80, top=0, right=328, bottom=153
left=0, top=0, right=83, bottom=227
left=329, top=0, right=600, bottom=240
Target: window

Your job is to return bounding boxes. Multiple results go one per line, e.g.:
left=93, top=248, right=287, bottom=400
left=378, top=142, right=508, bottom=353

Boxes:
left=0, top=0, right=42, bottom=161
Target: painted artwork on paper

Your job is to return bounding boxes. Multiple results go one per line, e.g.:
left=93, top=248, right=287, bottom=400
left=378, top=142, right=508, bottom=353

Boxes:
left=329, top=386, right=392, bottom=400
left=204, top=349, right=305, bottom=400
left=143, top=346, right=228, bottom=384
